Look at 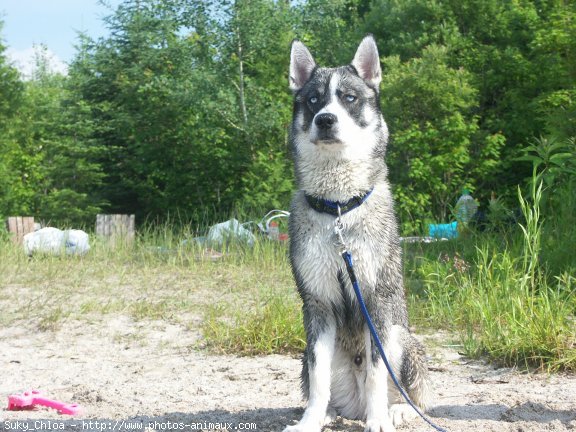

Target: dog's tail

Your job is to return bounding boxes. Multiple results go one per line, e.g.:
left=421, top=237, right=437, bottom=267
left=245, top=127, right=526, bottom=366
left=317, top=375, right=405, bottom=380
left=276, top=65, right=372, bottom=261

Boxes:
left=396, top=327, right=432, bottom=410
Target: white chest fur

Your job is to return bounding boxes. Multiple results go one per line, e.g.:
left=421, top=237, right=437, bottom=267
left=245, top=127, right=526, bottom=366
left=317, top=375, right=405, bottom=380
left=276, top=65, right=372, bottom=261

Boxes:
left=291, top=199, right=382, bottom=307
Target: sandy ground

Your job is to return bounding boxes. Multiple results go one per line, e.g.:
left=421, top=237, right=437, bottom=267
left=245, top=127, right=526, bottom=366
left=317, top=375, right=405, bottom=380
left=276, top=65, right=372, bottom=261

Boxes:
left=1, top=317, right=576, bottom=432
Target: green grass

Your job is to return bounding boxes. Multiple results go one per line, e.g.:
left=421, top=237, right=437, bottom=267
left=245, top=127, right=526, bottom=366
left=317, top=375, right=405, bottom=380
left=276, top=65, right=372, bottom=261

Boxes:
left=1, top=184, right=575, bottom=371
left=406, top=179, right=576, bottom=371
left=412, top=243, right=576, bottom=371
left=0, top=223, right=295, bottom=339
left=202, top=292, right=305, bottom=355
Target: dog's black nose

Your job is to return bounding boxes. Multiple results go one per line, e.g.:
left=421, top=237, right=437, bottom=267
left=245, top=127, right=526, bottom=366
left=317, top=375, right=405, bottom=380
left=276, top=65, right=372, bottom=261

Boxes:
left=315, top=113, right=337, bottom=130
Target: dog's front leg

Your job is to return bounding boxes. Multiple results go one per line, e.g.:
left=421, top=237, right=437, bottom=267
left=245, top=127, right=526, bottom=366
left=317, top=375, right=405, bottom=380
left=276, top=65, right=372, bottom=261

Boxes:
left=364, top=325, right=395, bottom=432
left=284, top=320, right=336, bottom=432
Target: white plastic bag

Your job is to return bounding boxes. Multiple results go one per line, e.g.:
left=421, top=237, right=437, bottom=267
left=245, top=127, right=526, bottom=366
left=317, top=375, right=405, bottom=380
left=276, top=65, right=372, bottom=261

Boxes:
left=205, top=218, right=255, bottom=247
left=23, top=227, right=90, bottom=256
left=63, top=229, right=91, bottom=255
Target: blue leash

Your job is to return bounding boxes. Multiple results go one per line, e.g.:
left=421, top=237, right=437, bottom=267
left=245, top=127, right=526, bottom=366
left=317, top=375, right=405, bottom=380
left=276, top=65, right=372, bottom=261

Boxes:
left=334, top=209, right=447, bottom=432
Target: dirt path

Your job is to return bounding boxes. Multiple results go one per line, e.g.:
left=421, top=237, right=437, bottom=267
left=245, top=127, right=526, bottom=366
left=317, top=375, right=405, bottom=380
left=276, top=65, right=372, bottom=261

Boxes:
left=1, top=317, right=575, bottom=432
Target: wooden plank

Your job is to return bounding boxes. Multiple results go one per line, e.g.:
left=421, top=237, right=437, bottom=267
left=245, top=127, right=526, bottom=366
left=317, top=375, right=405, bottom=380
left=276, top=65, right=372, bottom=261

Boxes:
left=6, top=216, right=35, bottom=244
left=95, top=214, right=135, bottom=243
left=116, top=214, right=123, bottom=237
left=116, top=215, right=121, bottom=235
left=128, top=214, right=135, bottom=240
left=105, top=214, right=111, bottom=237
left=109, top=215, right=115, bottom=235
left=113, top=214, right=121, bottom=238
left=100, top=214, right=106, bottom=237
left=7, top=217, right=17, bottom=244
left=7, top=217, right=17, bottom=235
left=96, top=214, right=103, bottom=236
left=23, top=217, right=35, bottom=235
left=16, top=217, right=23, bottom=237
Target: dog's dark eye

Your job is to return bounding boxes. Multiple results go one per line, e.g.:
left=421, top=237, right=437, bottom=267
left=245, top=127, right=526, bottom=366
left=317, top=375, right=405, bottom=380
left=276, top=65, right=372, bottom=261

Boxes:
left=344, top=94, right=357, bottom=103
left=309, top=96, right=318, bottom=104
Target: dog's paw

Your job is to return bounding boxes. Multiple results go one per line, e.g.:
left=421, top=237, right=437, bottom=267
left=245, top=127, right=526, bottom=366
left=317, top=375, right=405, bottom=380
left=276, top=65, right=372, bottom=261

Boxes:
left=324, top=405, right=337, bottom=425
left=364, top=417, right=395, bottom=432
left=389, top=403, right=419, bottom=427
left=282, top=423, right=321, bottom=432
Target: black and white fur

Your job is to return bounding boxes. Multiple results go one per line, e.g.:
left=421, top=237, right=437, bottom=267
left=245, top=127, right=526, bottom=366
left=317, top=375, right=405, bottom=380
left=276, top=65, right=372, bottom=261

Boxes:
left=284, top=36, right=431, bottom=432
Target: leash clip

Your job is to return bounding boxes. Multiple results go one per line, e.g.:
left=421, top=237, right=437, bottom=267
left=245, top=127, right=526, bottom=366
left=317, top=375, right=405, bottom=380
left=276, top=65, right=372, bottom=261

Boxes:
left=334, top=205, right=347, bottom=253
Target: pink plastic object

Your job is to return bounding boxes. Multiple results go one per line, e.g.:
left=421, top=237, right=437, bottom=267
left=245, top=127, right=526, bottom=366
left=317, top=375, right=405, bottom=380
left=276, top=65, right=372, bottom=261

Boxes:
left=7, top=389, right=81, bottom=415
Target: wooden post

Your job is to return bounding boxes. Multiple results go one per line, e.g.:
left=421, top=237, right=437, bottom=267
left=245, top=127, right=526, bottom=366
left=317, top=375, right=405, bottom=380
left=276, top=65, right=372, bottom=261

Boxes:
left=96, top=214, right=135, bottom=243
left=6, top=217, right=35, bottom=244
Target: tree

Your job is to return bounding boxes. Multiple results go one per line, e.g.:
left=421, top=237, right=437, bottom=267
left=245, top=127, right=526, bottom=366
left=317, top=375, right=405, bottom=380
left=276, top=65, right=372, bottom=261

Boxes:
left=0, top=21, right=27, bottom=219
left=2, top=45, right=106, bottom=225
left=67, top=0, right=299, bottom=220
left=381, top=45, right=504, bottom=232
left=214, top=0, right=296, bottom=210
left=363, top=0, right=575, bottom=231
left=530, top=1, right=576, bottom=142
left=69, top=0, right=239, bottom=219
left=293, top=0, right=365, bottom=65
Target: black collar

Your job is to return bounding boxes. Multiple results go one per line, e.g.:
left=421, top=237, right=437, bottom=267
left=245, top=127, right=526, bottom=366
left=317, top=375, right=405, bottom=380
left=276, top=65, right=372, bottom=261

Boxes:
left=304, top=188, right=374, bottom=216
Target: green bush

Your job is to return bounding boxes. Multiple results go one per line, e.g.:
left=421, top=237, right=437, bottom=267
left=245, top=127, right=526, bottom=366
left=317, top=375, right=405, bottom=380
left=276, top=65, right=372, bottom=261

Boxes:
left=408, top=176, right=576, bottom=371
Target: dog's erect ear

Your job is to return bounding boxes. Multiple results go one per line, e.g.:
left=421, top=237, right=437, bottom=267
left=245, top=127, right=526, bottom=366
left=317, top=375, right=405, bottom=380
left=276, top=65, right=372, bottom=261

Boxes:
left=352, top=35, right=382, bottom=90
left=290, top=40, right=316, bottom=91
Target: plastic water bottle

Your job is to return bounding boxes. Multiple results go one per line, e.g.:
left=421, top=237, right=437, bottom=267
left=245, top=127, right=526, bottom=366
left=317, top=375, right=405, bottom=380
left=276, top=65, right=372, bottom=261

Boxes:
left=455, top=189, right=478, bottom=225
left=268, top=221, right=280, bottom=240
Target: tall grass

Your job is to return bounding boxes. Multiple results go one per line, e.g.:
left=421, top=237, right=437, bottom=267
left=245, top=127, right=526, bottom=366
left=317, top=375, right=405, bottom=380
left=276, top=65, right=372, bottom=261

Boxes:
left=408, top=176, right=576, bottom=371
left=2, top=188, right=575, bottom=369
left=202, top=292, right=305, bottom=355
left=0, top=218, right=297, bottom=341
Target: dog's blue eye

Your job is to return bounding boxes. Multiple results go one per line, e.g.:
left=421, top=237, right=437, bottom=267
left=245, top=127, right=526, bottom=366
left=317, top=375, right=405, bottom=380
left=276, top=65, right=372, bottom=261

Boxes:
left=309, top=96, right=318, bottom=104
left=345, top=94, right=357, bottom=103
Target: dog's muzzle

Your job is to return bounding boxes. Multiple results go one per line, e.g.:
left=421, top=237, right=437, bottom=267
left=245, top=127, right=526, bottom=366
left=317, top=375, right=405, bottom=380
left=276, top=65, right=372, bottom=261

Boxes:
left=313, top=113, right=340, bottom=144
left=315, top=113, right=337, bottom=130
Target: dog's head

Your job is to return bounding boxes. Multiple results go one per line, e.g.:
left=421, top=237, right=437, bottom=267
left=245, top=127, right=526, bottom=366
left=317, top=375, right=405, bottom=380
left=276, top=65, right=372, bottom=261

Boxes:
left=289, top=36, right=388, bottom=160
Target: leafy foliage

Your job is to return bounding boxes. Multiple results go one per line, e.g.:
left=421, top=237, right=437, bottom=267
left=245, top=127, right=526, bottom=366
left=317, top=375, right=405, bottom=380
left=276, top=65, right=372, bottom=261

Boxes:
left=0, top=22, right=25, bottom=221
left=407, top=175, right=576, bottom=371
left=367, top=0, right=575, bottom=224
left=0, top=1, right=574, bottom=233
left=1, top=1, right=575, bottom=371
left=381, top=45, right=504, bottom=232
left=0, top=44, right=105, bottom=225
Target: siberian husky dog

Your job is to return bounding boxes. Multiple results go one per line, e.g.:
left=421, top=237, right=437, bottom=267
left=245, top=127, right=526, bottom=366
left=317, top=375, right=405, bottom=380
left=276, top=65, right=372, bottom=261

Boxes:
left=284, top=36, right=431, bottom=432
